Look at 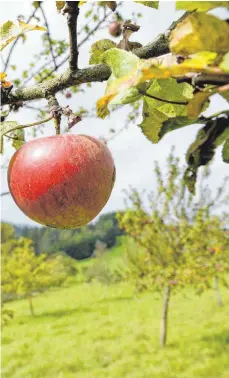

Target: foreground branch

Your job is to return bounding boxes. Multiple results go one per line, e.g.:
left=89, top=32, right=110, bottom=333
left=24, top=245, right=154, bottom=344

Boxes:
left=66, top=1, right=80, bottom=71
left=3, top=11, right=227, bottom=107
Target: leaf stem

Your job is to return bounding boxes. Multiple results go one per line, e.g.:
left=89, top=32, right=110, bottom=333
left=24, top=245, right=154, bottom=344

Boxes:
left=139, top=90, right=188, bottom=106
left=3, top=116, right=53, bottom=136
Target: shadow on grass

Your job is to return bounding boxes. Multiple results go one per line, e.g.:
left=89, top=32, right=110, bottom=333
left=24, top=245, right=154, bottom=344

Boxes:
left=97, top=295, right=134, bottom=304
left=36, top=306, right=94, bottom=319
left=202, top=331, right=229, bottom=347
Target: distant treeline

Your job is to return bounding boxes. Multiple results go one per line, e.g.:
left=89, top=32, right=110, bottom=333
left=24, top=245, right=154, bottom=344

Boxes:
left=3, top=212, right=124, bottom=260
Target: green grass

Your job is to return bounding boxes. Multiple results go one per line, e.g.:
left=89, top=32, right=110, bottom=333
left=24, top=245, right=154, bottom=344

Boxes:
left=2, top=281, right=229, bottom=378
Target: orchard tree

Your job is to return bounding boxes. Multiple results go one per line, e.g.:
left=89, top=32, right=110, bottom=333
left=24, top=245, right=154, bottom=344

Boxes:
left=117, top=148, right=229, bottom=347
left=1, top=236, right=73, bottom=315
left=1, top=1, right=229, bottom=229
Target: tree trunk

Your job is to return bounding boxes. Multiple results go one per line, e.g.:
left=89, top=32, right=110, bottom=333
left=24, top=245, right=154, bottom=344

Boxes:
left=214, top=277, right=223, bottom=307
left=28, top=295, right=35, bottom=316
left=160, top=285, right=170, bottom=347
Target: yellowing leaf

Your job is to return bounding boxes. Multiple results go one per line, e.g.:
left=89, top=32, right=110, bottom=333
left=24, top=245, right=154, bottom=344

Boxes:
left=134, top=1, right=159, bottom=9
left=0, top=72, right=7, bottom=80
left=0, top=19, right=46, bottom=51
left=169, top=13, right=229, bottom=55
left=96, top=94, right=116, bottom=119
left=179, top=52, right=217, bottom=69
left=219, top=52, right=229, bottom=73
left=79, top=1, right=87, bottom=5
left=187, top=92, right=212, bottom=119
left=56, top=1, right=65, bottom=12
left=176, top=1, right=229, bottom=12
left=105, top=2, right=117, bottom=11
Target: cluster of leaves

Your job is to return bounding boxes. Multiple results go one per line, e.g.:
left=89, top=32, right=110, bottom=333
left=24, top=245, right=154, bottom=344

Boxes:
left=90, top=1, right=229, bottom=193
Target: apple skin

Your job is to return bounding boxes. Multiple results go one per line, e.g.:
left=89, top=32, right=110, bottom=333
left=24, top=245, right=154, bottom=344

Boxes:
left=109, top=21, right=122, bottom=37
left=8, top=134, right=116, bottom=229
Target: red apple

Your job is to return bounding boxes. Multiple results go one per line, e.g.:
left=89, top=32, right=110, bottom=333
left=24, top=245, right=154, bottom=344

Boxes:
left=65, top=91, right=72, bottom=99
left=109, top=21, right=122, bottom=37
left=8, top=134, right=116, bottom=229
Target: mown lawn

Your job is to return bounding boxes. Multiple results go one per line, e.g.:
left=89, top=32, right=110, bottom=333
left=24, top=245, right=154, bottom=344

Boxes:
left=2, top=282, right=229, bottom=378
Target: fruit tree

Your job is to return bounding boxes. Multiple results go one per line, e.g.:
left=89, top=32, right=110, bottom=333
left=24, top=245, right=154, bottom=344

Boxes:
left=1, top=1, right=229, bottom=228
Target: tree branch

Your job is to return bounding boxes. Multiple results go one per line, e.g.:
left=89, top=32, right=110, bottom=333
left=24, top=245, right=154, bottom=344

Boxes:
left=133, top=11, right=191, bottom=59
left=65, top=1, right=80, bottom=71
left=35, top=4, right=114, bottom=84
left=4, top=11, right=222, bottom=107
left=176, top=74, right=229, bottom=86
left=4, top=65, right=111, bottom=104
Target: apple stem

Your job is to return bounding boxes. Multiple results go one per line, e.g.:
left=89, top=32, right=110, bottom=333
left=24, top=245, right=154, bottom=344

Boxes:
left=54, top=117, right=61, bottom=135
left=48, top=96, right=62, bottom=135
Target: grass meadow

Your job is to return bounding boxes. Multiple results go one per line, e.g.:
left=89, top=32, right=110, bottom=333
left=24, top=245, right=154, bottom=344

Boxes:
left=2, top=278, right=229, bottom=378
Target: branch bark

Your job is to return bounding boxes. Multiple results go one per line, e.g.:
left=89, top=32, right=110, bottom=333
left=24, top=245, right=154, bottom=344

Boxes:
left=3, top=11, right=225, bottom=107
left=66, top=1, right=80, bottom=71
left=176, top=74, right=229, bottom=86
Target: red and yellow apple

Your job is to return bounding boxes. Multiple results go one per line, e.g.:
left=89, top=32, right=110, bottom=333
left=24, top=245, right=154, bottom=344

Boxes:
left=8, top=134, right=116, bottom=229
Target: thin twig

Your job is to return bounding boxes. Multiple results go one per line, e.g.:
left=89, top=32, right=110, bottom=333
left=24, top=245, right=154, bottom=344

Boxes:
left=40, top=3, right=57, bottom=70
left=3, top=116, right=53, bottom=135
left=0, top=192, right=10, bottom=197
left=3, top=7, right=39, bottom=71
left=66, top=1, right=80, bottom=71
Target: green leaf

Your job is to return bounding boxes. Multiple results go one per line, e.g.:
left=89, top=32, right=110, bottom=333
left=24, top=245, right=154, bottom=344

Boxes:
left=187, top=91, right=211, bottom=119
left=134, top=1, right=159, bottom=9
left=219, top=52, right=229, bottom=73
left=0, top=20, right=46, bottom=51
left=140, top=103, right=168, bottom=143
left=10, top=129, right=25, bottom=151
left=97, top=49, right=141, bottom=118
left=89, top=39, right=117, bottom=65
left=101, top=48, right=140, bottom=78
left=159, top=116, right=203, bottom=139
left=0, top=121, right=19, bottom=154
left=170, top=13, right=229, bottom=55
left=176, top=1, right=229, bottom=12
left=109, top=86, right=141, bottom=106
left=138, top=78, right=194, bottom=142
left=222, top=139, right=229, bottom=163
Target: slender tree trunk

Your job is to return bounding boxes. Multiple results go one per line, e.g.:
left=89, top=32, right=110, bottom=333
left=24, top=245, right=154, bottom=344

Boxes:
left=214, top=277, right=223, bottom=307
left=160, top=285, right=171, bottom=347
left=28, top=295, right=35, bottom=316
